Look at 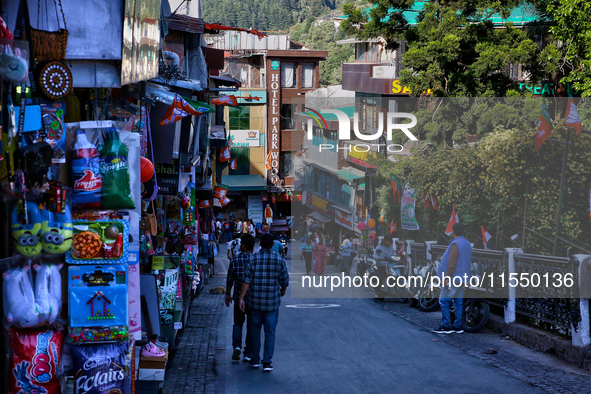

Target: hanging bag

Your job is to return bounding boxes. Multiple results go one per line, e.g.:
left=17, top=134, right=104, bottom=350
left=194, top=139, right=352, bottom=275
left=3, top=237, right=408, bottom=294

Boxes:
left=29, top=0, right=69, bottom=62
left=146, top=200, right=158, bottom=236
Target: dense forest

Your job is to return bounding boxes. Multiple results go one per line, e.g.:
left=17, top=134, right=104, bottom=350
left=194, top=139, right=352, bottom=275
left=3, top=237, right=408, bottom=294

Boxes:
left=202, top=0, right=348, bottom=31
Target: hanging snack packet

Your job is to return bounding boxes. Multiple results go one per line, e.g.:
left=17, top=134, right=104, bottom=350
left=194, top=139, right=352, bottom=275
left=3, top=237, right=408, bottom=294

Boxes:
left=99, top=128, right=135, bottom=209
left=71, top=129, right=102, bottom=209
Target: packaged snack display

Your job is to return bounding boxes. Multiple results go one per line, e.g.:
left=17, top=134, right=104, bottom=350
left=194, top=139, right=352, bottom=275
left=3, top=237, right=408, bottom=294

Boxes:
left=66, top=219, right=128, bottom=265
left=3, top=267, right=39, bottom=328
left=33, top=264, right=63, bottom=326
left=9, top=327, right=64, bottom=394
left=70, top=341, right=131, bottom=394
left=11, top=203, right=43, bottom=257
left=71, top=129, right=102, bottom=209
left=40, top=201, right=73, bottom=254
left=68, top=265, right=128, bottom=328
left=99, top=128, right=135, bottom=209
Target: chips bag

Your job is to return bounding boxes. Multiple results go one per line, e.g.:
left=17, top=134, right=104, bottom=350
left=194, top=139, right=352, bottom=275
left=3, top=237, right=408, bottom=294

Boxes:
left=99, top=129, right=135, bottom=209
left=9, top=327, right=65, bottom=394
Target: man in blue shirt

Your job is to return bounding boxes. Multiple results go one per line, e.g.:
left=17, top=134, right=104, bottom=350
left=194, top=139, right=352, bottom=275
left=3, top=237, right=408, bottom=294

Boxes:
left=433, top=223, right=473, bottom=334
left=239, top=234, right=289, bottom=372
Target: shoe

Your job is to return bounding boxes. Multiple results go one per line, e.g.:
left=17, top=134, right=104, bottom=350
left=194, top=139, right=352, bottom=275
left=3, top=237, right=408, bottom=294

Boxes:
left=250, top=362, right=261, bottom=368
left=452, top=327, right=464, bottom=334
left=232, top=347, right=241, bottom=362
left=432, top=325, right=452, bottom=334
left=141, top=341, right=166, bottom=358
left=262, top=363, right=273, bottom=372
left=243, top=355, right=251, bottom=362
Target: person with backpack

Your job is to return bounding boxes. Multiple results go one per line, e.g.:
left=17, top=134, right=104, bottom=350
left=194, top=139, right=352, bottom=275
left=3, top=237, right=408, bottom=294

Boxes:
left=223, top=219, right=234, bottom=243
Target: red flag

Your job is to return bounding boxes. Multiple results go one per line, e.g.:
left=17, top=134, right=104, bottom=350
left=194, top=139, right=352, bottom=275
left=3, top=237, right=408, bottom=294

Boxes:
left=219, top=146, right=231, bottom=163
left=445, top=205, right=459, bottom=236
left=265, top=152, right=272, bottom=170
left=391, top=175, right=401, bottom=202
left=423, top=193, right=433, bottom=210
left=271, top=195, right=276, bottom=204
left=430, top=195, right=439, bottom=210
left=535, top=99, right=554, bottom=150
left=565, top=96, right=583, bottom=135
left=160, top=94, right=201, bottom=125
left=198, top=200, right=210, bottom=208
left=229, top=158, right=237, bottom=170
left=211, top=95, right=239, bottom=107
left=481, top=225, right=492, bottom=250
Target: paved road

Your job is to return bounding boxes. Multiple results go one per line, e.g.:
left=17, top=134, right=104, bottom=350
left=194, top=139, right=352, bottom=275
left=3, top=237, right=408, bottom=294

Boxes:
left=212, top=241, right=577, bottom=394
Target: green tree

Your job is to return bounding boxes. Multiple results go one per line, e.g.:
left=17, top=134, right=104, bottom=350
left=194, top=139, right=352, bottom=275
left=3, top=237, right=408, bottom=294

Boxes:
left=341, top=1, right=541, bottom=96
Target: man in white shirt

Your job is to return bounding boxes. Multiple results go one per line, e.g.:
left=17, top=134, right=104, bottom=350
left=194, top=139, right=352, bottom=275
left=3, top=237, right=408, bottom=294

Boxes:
left=237, top=219, right=243, bottom=236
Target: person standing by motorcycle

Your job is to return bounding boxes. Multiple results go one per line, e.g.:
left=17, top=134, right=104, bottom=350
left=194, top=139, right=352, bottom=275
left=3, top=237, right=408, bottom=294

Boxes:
left=372, top=237, right=396, bottom=301
left=433, top=223, right=472, bottom=334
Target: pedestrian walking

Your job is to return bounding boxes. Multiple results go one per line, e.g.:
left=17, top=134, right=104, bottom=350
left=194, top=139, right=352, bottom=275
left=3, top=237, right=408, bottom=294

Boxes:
left=249, top=220, right=256, bottom=237
left=300, top=236, right=314, bottom=275
left=313, top=236, right=328, bottom=275
left=227, top=233, right=241, bottom=261
left=225, top=234, right=255, bottom=362
left=265, top=204, right=273, bottom=225
left=223, top=219, right=234, bottom=243
left=340, top=235, right=353, bottom=275
left=242, top=219, right=249, bottom=235
left=433, top=223, right=472, bottom=334
left=239, top=233, right=289, bottom=372
left=236, top=218, right=243, bottom=236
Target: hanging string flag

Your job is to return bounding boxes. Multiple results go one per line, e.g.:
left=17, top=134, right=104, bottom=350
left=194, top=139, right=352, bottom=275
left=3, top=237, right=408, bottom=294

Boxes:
left=229, top=158, right=237, bottom=170
left=160, top=94, right=212, bottom=125
left=535, top=98, right=554, bottom=150
left=423, top=193, right=433, bottom=210
left=430, top=194, right=439, bottom=210
left=565, top=95, right=583, bottom=135
left=211, top=95, right=239, bottom=107
left=389, top=220, right=397, bottom=234
left=481, top=226, right=492, bottom=250
left=265, top=152, right=272, bottom=170
left=445, top=205, right=459, bottom=236
left=219, top=146, right=231, bottom=162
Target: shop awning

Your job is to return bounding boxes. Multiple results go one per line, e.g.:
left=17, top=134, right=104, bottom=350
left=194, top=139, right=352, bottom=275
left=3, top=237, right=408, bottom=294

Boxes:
left=210, top=75, right=242, bottom=87
left=221, top=175, right=267, bottom=191
left=334, top=167, right=365, bottom=182
left=309, top=211, right=332, bottom=223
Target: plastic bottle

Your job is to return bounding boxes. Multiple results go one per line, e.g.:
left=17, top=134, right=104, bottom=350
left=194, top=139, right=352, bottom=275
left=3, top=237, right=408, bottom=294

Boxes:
left=99, top=128, right=135, bottom=209
left=71, top=130, right=102, bottom=209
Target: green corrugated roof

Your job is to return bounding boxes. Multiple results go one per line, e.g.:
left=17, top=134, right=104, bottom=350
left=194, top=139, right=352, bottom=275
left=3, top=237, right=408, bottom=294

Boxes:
left=335, top=168, right=365, bottom=181
left=344, top=2, right=539, bottom=26
left=221, top=175, right=267, bottom=191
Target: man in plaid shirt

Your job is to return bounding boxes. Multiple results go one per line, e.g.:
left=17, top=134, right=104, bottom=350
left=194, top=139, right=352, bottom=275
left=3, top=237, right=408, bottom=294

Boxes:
left=225, top=234, right=254, bottom=362
left=239, top=233, right=289, bottom=372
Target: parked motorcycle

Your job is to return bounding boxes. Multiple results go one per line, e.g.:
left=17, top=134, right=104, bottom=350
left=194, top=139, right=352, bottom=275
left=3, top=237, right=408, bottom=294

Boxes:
left=410, top=257, right=441, bottom=312
left=450, top=289, right=491, bottom=333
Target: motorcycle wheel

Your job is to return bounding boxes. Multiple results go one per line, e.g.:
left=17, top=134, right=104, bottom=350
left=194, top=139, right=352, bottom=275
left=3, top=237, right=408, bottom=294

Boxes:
left=462, top=300, right=490, bottom=333
left=410, top=298, right=418, bottom=308
left=417, top=288, right=440, bottom=312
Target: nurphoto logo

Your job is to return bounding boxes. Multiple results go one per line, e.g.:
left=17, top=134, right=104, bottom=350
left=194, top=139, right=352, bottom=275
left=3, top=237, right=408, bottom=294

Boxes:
left=304, top=108, right=418, bottom=153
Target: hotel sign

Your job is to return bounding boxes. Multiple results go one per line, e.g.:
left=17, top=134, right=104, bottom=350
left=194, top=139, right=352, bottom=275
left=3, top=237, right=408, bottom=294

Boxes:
left=267, top=59, right=281, bottom=184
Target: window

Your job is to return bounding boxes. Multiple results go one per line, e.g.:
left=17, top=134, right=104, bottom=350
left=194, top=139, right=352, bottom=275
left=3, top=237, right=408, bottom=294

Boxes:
left=280, top=152, right=293, bottom=177
left=327, top=131, right=337, bottom=152
left=281, top=62, right=296, bottom=88
left=312, top=127, right=322, bottom=147
left=317, top=170, right=326, bottom=196
left=302, top=63, right=314, bottom=88
left=280, top=104, right=296, bottom=130
left=229, top=106, right=250, bottom=130
left=339, top=181, right=351, bottom=206
left=327, top=174, right=338, bottom=201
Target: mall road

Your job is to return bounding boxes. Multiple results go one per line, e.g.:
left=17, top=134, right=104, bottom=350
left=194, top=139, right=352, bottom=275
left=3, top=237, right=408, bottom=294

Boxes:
left=196, top=242, right=591, bottom=394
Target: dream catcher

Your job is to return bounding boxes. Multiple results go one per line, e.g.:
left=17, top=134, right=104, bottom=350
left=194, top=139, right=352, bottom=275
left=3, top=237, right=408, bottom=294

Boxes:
left=39, top=61, right=72, bottom=100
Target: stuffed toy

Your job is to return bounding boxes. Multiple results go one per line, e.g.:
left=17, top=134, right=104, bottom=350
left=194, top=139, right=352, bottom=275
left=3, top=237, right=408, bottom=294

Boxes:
left=3, top=267, right=39, bottom=328
left=40, top=201, right=73, bottom=254
left=33, top=264, right=62, bottom=325
left=11, top=204, right=43, bottom=257
left=0, top=44, right=28, bottom=82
